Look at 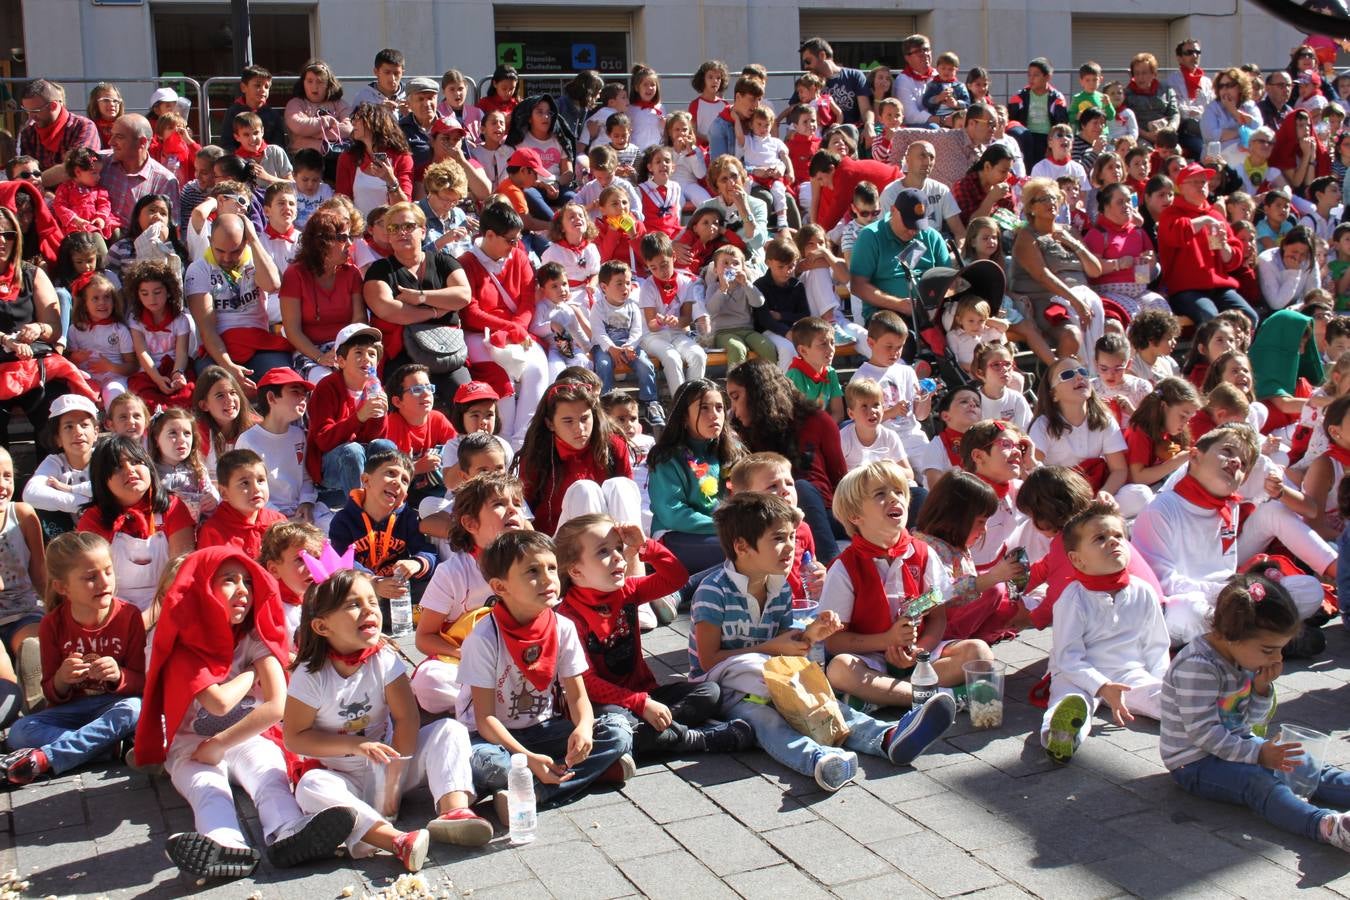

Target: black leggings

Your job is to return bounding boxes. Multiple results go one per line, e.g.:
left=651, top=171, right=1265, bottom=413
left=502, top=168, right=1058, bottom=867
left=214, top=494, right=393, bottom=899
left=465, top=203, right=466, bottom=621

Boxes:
left=603, top=681, right=722, bottom=758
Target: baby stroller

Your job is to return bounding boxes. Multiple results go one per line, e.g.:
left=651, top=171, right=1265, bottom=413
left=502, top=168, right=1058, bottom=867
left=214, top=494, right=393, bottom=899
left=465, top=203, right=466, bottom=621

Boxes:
left=914, top=258, right=1006, bottom=390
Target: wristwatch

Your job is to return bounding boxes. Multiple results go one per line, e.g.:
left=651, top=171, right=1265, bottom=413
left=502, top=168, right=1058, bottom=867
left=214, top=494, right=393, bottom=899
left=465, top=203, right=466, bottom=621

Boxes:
left=418, top=290, right=426, bottom=306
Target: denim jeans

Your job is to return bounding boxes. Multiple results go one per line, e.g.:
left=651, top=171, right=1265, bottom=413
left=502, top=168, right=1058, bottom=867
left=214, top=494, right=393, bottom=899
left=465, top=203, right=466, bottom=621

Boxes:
left=7, top=694, right=141, bottom=774
left=1169, top=289, right=1259, bottom=328
left=600, top=681, right=721, bottom=757
left=592, top=346, right=658, bottom=403
left=659, top=531, right=725, bottom=578
left=319, top=438, right=398, bottom=508
left=1171, top=754, right=1350, bottom=840
left=795, top=479, right=840, bottom=563
left=469, top=712, right=632, bottom=808
left=727, top=696, right=895, bottom=777
left=193, top=349, right=293, bottom=381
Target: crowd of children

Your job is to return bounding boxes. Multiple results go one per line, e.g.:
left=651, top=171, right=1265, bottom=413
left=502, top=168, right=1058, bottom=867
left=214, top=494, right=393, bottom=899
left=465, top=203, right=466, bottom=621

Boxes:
left=3, top=39, right=1350, bottom=881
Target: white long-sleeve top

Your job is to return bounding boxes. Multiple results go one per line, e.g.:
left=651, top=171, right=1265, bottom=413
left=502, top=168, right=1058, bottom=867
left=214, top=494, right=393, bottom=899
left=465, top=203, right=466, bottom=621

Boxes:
left=234, top=423, right=317, bottom=515
left=672, top=147, right=707, bottom=193
left=21, top=452, right=92, bottom=515
left=1049, top=575, right=1171, bottom=698
left=590, top=294, right=645, bottom=352
left=637, top=271, right=700, bottom=327
left=1131, top=489, right=1235, bottom=606
left=1256, top=246, right=1322, bottom=312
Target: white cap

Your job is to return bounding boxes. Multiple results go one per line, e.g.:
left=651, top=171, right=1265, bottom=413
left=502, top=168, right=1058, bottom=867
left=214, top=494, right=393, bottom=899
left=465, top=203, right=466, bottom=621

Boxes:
left=148, top=87, right=180, bottom=107
left=334, top=323, right=383, bottom=351
left=48, top=393, right=99, bottom=421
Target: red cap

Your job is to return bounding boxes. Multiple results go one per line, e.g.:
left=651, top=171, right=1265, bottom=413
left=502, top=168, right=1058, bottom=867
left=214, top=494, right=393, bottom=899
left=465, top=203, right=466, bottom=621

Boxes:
left=255, top=367, right=315, bottom=391
left=1176, top=162, right=1217, bottom=184
left=506, top=147, right=548, bottom=175
left=430, top=114, right=465, bottom=137
left=454, top=380, right=500, bottom=404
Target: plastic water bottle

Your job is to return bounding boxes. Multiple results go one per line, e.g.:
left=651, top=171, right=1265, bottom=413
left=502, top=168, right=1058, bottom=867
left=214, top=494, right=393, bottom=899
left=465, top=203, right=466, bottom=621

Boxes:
left=911, top=651, right=939, bottom=707
left=360, top=364, right=383, bottom=404
left=507, top=753, right=537, bottom=845
left=388, top=579, right=413, bottom=637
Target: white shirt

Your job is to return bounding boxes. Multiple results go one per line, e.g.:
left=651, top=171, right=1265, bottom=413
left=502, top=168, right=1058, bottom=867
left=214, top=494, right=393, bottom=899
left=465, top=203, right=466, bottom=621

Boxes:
left=627, top=105, right=665, bottom=152
left=638, top=271, right=699, bottom=325
left=1132, top=488, right=1236, bottom=605
left=739, top=134, right=787, bottom=173
left=287, top=646, right=406, bottom=774
left=235, top=423, right=317, bottom=515
left=948, top=325, right=1006, bottom=368
left=853, top=360, right=928, bottom=459
left=1029, top=415, right=1127, bottom=467
left=1049, top=576, right=1171, bottom=696
left=421, top=551, right=493, bottom=623
left=893, top=72, right=932, bottom=126
left=840, top=422, right=908, bottom=470
left=590, top=295, right=645, bottom=351
left=66, top=321, right=132, bottom=372
left=22, top=452, right=92, bottom=515
left=185, top=257, right=265, bottom=334
left=1130, top=352, right=1180, bottom=385
left=918, top=437, right=956, bottom=486
left=1029, top=157, right=1091, bottom=197
left=129, top=313, right=191, bottom=367
left=456, top=612, right=588, bottom=731
left=971, top=485, right=1026, bottom=570
left=175, top=633, right=271, bottom=739
left=820, top=542, right=952, bottom=668
left=980, top=388, right=1033, bottom=430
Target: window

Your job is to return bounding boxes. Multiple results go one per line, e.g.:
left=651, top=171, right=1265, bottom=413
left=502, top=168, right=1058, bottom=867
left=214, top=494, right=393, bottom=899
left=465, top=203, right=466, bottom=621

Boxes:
left=798, top=11, right=917, bottom=71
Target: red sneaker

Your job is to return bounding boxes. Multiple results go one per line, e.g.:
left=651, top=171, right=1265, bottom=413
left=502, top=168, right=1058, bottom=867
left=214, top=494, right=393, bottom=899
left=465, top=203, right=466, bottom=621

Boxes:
left=427, top=808, right=493, bottom=846
left=393, top=829, right=429, bottom=872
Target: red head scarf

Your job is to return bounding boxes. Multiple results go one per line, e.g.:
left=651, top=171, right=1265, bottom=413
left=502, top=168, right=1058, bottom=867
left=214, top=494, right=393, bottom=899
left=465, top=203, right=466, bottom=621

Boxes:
left=1268, top=113, right=1331, bottom=177
left=0, top=180, right=64, bottom=266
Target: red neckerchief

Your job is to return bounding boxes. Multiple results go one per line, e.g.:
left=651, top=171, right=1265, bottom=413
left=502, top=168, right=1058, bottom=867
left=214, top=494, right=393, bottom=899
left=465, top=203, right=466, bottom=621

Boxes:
left=0, top=265, right=18, bottom=303
left=938, top=428, right=963, bottom=465
left=264, top=224, right=296, bottom=241
left=1324, top=444, right=1350, bottom=468
left=632, top=99, right=661, bottom=111
left=328, top=644, right=382, bottom=667
left=1173, top=472, right=1240, bottom=551
left=1180, top=66, right=1206, bottom=100
left=564, top=584, right=623, bottom=643
left=1128, top=79, right=1158, bottom=97
left=1072, top=564, right=1132, bottom=594
left=976, top=472, right=1011, bottom=500
left=88, top=316, right=117, bottom=327
left=236, top=142, right=268, bottom=160
left=139, top=309, right=173, bottom=333
left=34, top=104, right=70, bottom=153
left=836, top=532, right=929, bottom=636
left=903, top=66, right=935, bottom=83
left=557, top=238, right=590, bottom=255
left=279, top=582, right=303, bottom=606
left=84, top=497, right=156, bottom=540
left=491, top=601, right=559, bottom=691
left=555, top=433, right=591, bottom=463
left=789, top=357, right=828, bottom=384
left=653, top=275, right=680, bottom=306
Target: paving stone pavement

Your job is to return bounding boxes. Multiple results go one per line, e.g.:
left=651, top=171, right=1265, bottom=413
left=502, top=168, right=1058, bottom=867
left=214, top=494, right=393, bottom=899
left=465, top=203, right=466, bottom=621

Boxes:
left=7, top=614, right=1350, bottom=899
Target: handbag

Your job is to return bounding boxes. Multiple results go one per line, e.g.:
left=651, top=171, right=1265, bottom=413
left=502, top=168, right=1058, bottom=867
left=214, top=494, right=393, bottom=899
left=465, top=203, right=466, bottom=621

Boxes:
left=404, top=318, right=467, bottom=374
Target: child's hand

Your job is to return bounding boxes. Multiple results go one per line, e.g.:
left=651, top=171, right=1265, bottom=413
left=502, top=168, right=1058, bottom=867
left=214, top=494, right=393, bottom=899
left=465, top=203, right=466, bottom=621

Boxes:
left=991, top=553, right=1028, bottom=586
left=1264, top=469, right=1287, bottom=500
left=565, top=725, right=594, bottom=767
left=763, top=630, right=811, bottom=657
left=190, top=737, right=226, bottom=766
left=803, top=609, right=843, bottom=644
left=640, top=699, right=673, bottom=731
left=356, top=393, right=388, bottom=422
left=528, top=752, right=573, bottom=784
left=804, top=559, right=827, bottom=600
left=413, top=452, right=441, bottom=475
left=393, top=560, right=420, bottom=582
left=85, top=357, right=113, bottom=375
left=1097, top=682, right=1135, bottom=726
left=884, top=615, right=917, bottom=648
left=199, top=493, right=219, bottom=517
left=373, top=576, right=407, bottom=600
left=1258, top=737, right=1303, bottom=772
left=888, top=400, right=911, bottom=419
left=57, top=653, right=90, bottom=686
left=615, top=523, right=645, bottom=552
left=87, top=655, right=120, bottom=685
left=47, top=477, right=72, bottom=493
left=1114, top=395, right=1136, bottom=419
left=357, top=740, right=402, bottom=764
left=1254, top=660, right=1283, bottom=695
left=884, top=644, right=916, bottom=670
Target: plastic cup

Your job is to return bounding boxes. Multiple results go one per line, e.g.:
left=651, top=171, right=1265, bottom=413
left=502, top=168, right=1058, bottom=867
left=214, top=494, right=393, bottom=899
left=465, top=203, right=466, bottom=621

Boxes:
left=963, top=660, right=1007, bottom=729
left=791, top=597, right=818, bottom=631
left=1208, top=225, right=1226, bottom=251
left=1276, top=723, right=1330, bottom=800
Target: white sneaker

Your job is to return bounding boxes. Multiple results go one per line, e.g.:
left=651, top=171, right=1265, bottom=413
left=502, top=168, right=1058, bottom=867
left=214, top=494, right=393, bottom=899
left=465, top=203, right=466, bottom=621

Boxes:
left=1327, top=811, right=1350, bottom=852
left=813, top=751, right=858, bottom=792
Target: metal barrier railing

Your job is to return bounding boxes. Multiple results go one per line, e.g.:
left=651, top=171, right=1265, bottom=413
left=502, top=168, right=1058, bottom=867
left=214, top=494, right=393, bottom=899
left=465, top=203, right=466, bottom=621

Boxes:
left=0, top=75, right=206, bottom=146
left=200, top=74, right=479, bottom=146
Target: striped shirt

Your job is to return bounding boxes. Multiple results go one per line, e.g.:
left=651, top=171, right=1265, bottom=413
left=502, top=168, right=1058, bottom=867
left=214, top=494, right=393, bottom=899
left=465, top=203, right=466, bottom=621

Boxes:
left=100, top=154, right=181, bottom=228
left=688, top=562, right=793, bottom=680
left=1159, top=634, right=1276, bottom=771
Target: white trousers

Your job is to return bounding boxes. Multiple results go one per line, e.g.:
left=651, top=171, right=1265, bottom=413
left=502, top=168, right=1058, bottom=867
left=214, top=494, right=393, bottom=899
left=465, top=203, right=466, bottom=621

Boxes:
left=1039, top=668, right=1163, bottom=748
left=1163, top=573, right=1325, bottom=645
left=410, top=658, right=461, bottom=715
left=166, top=732, right=302, bottom=849
left=762, top=332, right=796, bottom=373
left=293, top=719, right=475, bottom=858
left=1114, top=483, right=1154, bottom=520
left=465, top=333, right=550, bottom=451
left=639, top=331, right=706, bottom=396
left=1237, top=500, right=1338, bottom=577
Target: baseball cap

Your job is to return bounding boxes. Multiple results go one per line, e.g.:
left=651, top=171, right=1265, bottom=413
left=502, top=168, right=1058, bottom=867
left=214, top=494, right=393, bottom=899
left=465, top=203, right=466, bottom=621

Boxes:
left=891, top=188, right=930, bottom=229
left=430, top=113, right=465, bottom=138
left=1298, top=71, right=1323, bottom=87
left=148, top=87, right=180, bottom=107
left=334, top=323, right=383, bottom=353
left=255, top=367, right=315, bottom=392
left=406, top=77, right=440, bottom=95
left=1176, top=162, right=1217, bottom=184
left=49, top=394, right=99, bottom=421
left=454, top=381, right=500, bottom=405
left=507, top=147, right=549, bottom=176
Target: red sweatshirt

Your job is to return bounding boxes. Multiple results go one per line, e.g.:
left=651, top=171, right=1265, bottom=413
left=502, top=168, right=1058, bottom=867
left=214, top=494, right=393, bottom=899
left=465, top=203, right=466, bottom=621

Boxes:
left=816, top=158, right=901, bottom=232
left=786, top=133, right=821, bottom=188
left=457, top=245, right=537, bottom=337
left=384, top=410, right=456, bottom=492
left=521, top=435, right=633, bottom=536
left=305, top=370, right=389, bottom=482
left=557, top=540, right=688, bottom=713
left=792, top=409, right=848, bottom=508
left=595, top=217, right=649, bottom=277
left=197, top=502, right=287, bottom=559
left=40, top=598, right=146, bottom=703
left=1156, top=195, right=1243, bottom=295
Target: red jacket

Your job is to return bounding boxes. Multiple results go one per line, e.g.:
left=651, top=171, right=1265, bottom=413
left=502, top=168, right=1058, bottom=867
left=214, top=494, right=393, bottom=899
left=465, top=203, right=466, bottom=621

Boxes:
left=521, top=435, right=632, bottom=536
left=40, top=598, right=145, bottom=703
left=457, top=245, right=536, bottom=337
left=816, top=158, right=901, bottom=232
left=595, top=217, right=649, bottom=277
left=305, top=370, right=389, bottom=482
left=1156, top=195, right=1243, bottom=294
left=336, top=150, right=414, bottom=202
left=786, top=133, right=821, bottom=188
left=52, top=181, right=119, bottom=239
left=197, top=502, right=287, bottom=559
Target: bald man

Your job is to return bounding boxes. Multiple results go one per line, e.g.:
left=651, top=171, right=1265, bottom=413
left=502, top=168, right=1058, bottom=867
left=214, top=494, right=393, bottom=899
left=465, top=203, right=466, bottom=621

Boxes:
left=879, top=141, right=951, bottom=220
left=101, top=113, right=181, bottom=226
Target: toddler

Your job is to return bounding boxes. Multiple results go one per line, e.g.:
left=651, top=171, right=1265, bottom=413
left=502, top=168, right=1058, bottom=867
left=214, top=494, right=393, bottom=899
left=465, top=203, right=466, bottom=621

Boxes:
left=840, top=378, right=909, bottom=471
left=735, top=106, right=792, bottom=231
left=52, top=147, right=118, bottom=239
left=150, top=406, right=218, bottom=523
left=947, top=293, right=1010, bottom=379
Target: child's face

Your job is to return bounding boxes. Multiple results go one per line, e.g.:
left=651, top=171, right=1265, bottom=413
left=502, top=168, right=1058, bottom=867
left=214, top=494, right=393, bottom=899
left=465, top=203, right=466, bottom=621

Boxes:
left=266, top=192, right=298, bottom=230
left=483, top=113, right=508, bottom=144
left=491, top=548, right=561, bottom=621
left=236, top=125, right=265, bottom=152
left=750, top=116, right=771, bottom=137
left=648, top=151, right=673, bottom=180
left=1327, top=334, right=1350, bottom=361
left=798, top=81, right=821, bottom=102
left=71, top=249, right=99, bottom=276
left=981, top=351, right=1016, bottom=387
left=957, top=308, right=987, bottom=335
left=766, top=257, right=794, bottom=285
left=1268, top=197, right=1290, bottom=224
left=636, top=76, right=658, bottom=103
left=540, top=277, right=567, bottom=303
left=1061, top=180, right=1082, bottom=204
left=974, top=431, right=1027, bottom=482
left=880, top=105, right=904, bottom=130
left=569, top=523, right=629, bottom=592
left=1067, top=515, right=1130, bottom=575
left=462, top=400, right=497, bottom=434
left=1096, top=351, right=1129, bottom=388
left=75, top=159, right=101, bottom=187
left=1080, top=72, right=1103, bottom=93
left=0, top=453, right=12, bottom=508
left=156, top=418, right=193, bottom=463
left=58, top=411, right=98, bottom=459
left=1189, top=435, right=1250, bottom=496
left=550, top=399, right=593, bottom=451
left=969, top=75, right=989, bottom=97
left=608, top=125, right=631, bottom=148
left=691, top=214, right=721, bottom=242
left=868, top=332, right=906, bottom=367
left=601, top=192, right=630, bottom=220
left=800, top=332, right=835, bottom=372
left=942, top=390, right=984, bottom=430
left=361, top=461, right=410, bottom=514
left=393, top=371, right=433, bottom=420
left=337, top=343, right=382, bottom=382
left=87, top=287, right=116, bottom=323
left=274, top=383, right=310, bottom=423
left=714, top=253, right=742, bottom=278
left=137, top=279, right=169, bottom=316
left=687, top=390, right=725, bottom=441
left=1166, top=401, right=1200, bottom=437
left=375, top=63, right=404, bottom=93
left=106, top=453, right=150, bottom=507
left=201, top=378, right=242, bottom=425
left=1027, top=67, right=1048, bottom=91
left=1106, top=84, right=1125, bottom=106
left=110, top=403, right=147, bottom=440
left=241, top=77, right=270, bottom=109
left=213, top=560, right=253, bottom=625
left=460, top=446, right=507, bottom=478
left=443, top=80, right=467, bottom=108
left=268, top=544, right=316, bottom=599
left=670, top=117, right=693, bottom=147
left=1225, top=628, right=1295, bottom=670
left=849, top=477, right=910, bottom=548
left=495, top=77, right=519, bottom=100
left=792, top=111, right=817, bottom=136
left=647, top=252, right=675, bottom=280
left=464, top=489, right=527, bottom=546
left=610, top=89, right=630, bottom=112
left=734, top=519, right=798, bottom=578
left=1050, top=361, right=1093, bottom=405
left=1127, top=154, right=1149, bottom=180
left=936, top=62, right=958, bottom=82
left=318, top=577, right=384, bottom=651
left=607, top=403, right=641, bottom=441
left=223, top=463, right=269, bottom=514
left=56, top=547, right=115, bottom=614
left=849, top=394, right=883, bottom=430
left=741, top=462, right=799, bottom=507
left=1205, top=326, right=1237, bottom=362
left=972, top=225, right=1000, bottom=261
left=602, top=271, right=633, bottom=304
left=1222, top=356, right=1253, bottom=393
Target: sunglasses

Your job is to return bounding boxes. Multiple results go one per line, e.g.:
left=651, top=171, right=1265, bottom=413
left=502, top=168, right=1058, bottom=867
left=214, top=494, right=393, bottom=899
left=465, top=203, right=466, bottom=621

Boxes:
left=12, top=171, right=37, bottom=180
left=331, top=232, right=354, bottom=243
left=1181, top=49, right=1202, bottom=57
left=222, top=194, right=248, bottom=207
left=405, top=383, right=436, bottom=396
left=387, top=222, right=420, bottom=235
left=1057, top=366, right=1090, bottom=381
left=0, top=232, right=17, bottom=242
left=854, top=208, right=881, bottom=219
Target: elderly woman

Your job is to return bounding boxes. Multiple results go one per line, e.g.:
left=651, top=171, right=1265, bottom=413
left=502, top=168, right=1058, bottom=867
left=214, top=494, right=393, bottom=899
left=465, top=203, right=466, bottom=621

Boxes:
left=1201, top=68, right=1262, bottom=153
left=0, top=206, right=96, bottom=436
left=1083, top=182, right=1170, bottom=320
left=1257, top=225, right=1321, bottom=313
left=279, top=205, right=366, bottom=382
left=336, top=103, right=413, bottom=217
left=1156, top=162, right=1258, bottom=326
left=696, top=155, right=768, bottom=274
left=1123, top=53, right=1180, bottom=147
left=1010, top=177, right=1107, bottom=367
left=946, top=143, right=1017, bottom=242
left=363, top=201, right=471, bottom=385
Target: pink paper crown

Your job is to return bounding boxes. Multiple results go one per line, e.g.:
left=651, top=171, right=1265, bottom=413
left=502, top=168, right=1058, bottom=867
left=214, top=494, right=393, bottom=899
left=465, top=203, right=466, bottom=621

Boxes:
left=301, top=542, right=356, bottom=585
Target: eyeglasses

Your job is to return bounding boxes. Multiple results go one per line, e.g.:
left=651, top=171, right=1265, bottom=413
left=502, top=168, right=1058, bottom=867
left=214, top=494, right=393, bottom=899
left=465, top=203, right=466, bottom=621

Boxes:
left=854, top=208, right=880, bottom=219
left=387, top=222, right=421, bottom=235
left=0, top=232, right=17, bottom=242
left=992, top=438, right=1021, bottom=451
left=405, top=383, right=436, bottom=396
left=331, top=232, right=354, bottom=243
left=1181, top=49, right=1202, bottom=57
left=1056, top=366, right=1090, bottom=381
left=502, top=233, right=523, bottom=246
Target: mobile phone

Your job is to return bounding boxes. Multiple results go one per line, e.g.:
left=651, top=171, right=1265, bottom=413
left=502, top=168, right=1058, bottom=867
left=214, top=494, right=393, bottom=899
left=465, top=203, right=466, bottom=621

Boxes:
left=373, top=151, right=388, bottom=164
